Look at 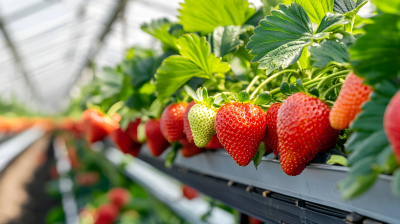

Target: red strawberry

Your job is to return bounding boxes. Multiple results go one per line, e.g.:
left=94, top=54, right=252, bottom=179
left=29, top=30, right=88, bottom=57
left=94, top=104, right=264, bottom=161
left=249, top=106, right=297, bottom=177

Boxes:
left=108, top=188, right=130, bottom=209
left=180, top=137, right=205, bottom=157
left=110, top=128, right=141, bottom=157
left=329, top=72, right=372, bottom=130
left=215, top=102, right=267, bottom=166
left=182, top=185, right=198, bottom=200
left=204, top=134, right=223, bottom=149
left=160, top=103, right=188, bottom=143
left=264, top=103, right=282, bottom=155
left=278, top=93, right=339, bottom=176
left=126, top=118, right=141, bottom=143
left=94, top=204, right=118, bottom=224
left=183, top=101, right=196, bottom=142
left=145, top=119, right=170, bottom=156
left=82, top=109, right=119, bottom=144
left=384, top=91, right=400, bottom=164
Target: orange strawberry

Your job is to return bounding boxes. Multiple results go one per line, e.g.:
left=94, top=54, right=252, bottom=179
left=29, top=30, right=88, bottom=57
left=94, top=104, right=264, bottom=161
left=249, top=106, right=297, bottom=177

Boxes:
left=384, top=91, right=400, bottom=164
left=183, top=101, right=196, bottom=142
left=329, top=72, right=372, bottom=130
left=145, top=119, right=170, bottom=156
left=160, top=103, right=188, bottom=143
left=215, top=102, right=267, bottom=166
left=264, top=103, right=281, bottom=155
left=278, top=93, right=339, bottom=176
left=180, top=137, right=205, bottom=157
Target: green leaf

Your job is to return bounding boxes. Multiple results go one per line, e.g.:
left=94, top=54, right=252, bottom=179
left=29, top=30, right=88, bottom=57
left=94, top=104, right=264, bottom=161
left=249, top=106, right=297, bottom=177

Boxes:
left=290, top=83, right=300, bottom=93
left=326, top=155, right=347, bottom=166
left=221, top=93, right=231, bottom=103
left=309, top=39, right=350, bottom=68
left=253, top=142, right=266, bottom=169
left=376, top=145, right=398, bottom=174
left=156, top=34, right=230, bottom=102
left=202, top=88, right=209, bottom=101
left=337, top=156, right=379, bottom=200
left=393, top=168, right=400, bottom=197
left=345, top=131, right=372, bottom=153
left=246, top=3, right=347, bottom=74
left=213, top=26, right=243, bottom=57
left=179, top=0, right=256, bottom=35
left=283, top=0, right=334, bottom=23
left=333, top=0, right=366, bottom=14
left=184, top=85, right=200, bottom=101
left=316, top=12, right=349, bottom=33
left=351, top=13, right=400, bottom=85
left=238, top=91, right=250, bottom=103
left=141, top=19, right=180, bottom=52
left=347, top=129, right=389, bottom=166
left=254, top=91, right=272, bottom=105
left=165, top=144, right=179, bottom=168
left=97, top=67, right=124, bottom=99
left=280, top=82, right=292, bottom=95
left=309, top=87, right=319, bottom=97
left=372, top=0, right=400, bottom=15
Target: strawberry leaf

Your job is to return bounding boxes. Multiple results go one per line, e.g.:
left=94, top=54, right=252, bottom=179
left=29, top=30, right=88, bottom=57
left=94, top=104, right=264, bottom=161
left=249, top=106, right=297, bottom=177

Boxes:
left=254, top=92, right=272, bottom=105
left=238, top=91, right=250, bottom=103
left=156, top=34, right=230, bottom=102
left=165, top=144, right=180, bottom=168
left=253, top=142, right=266, bottom=170
left=184, top=85, right=200, bottom=101
left=221, top=93, right=231, bottom=103
left=309, top=87, right=319, bottom=97
left=372, top=0, right=400, bottom=15
left=333, top=0, right=367, bottom=32
left=283, top=0, right=334, bottom=24
left=179, top=0, right=256, bottom=35
left=280, top=82, right=292, bottom=96
left=211, top=26, right=243, bottom=57
left=326, top=155, right=347, bottom=166
left=141, top=19, right=180, bottom=52
left=309, top=39, right=350, bottom=68
left=246, top=3, right=347, bottom=74
left=351, top=13, right=400, bottom=85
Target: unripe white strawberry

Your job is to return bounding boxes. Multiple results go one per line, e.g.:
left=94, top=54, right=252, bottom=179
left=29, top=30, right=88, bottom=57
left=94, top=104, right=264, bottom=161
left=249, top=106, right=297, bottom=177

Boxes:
left=188, top=103, right=217, bottom=147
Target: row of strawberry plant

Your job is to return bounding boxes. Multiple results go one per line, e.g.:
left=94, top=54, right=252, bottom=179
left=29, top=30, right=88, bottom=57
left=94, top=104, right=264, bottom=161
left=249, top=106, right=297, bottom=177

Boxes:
left=61, top=0, right=400, bottom=201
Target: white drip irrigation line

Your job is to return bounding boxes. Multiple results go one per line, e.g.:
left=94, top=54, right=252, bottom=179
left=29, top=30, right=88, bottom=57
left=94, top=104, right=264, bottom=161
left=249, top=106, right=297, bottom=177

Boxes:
left=0, top=126, right=45, bottom=172
left=53, top=138, right=79, bottom=224
left=104, top=147, right=235, bottom=224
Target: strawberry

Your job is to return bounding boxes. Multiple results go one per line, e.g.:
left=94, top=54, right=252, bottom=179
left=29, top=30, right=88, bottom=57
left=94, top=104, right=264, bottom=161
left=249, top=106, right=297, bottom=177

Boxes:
left=205, top=134, right=223, bottom=149
left=160, top=103, right=188, bottom=143
left=215, top=102, right=266, bottom=166
left=185, top=87, right=219, bottom=148
left=182, top=185, right=198, bottom=200
left=329, top=72, right=372, bottom=130
left=145, top=119, right=170, bottom=156
left=110, top=128, right=141, bottom=157
left=126, top=118, right=141, bottom=143
left=108, top=188, right=130, bottom=209
left=180, top=137, right=205, bottom=157
left=183, top=101, right=196, bottom=142
left=384, top=90, right=400, bottom=164
left=94, top=204, right=118, bottom=224
left=278, top=93, right=339, bottom=176
left=82, top=109, right=119, bottom=144
left=264, top=103, right=281, bottom=155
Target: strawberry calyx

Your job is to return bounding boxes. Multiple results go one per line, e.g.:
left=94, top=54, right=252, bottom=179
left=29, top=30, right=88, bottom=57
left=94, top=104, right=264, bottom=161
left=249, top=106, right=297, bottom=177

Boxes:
left=184, top=86, right=218, bottom=111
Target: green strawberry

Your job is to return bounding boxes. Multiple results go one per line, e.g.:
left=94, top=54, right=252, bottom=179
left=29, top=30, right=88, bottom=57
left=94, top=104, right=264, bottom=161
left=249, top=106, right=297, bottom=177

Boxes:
left=185, top=86, right=218, bottom=148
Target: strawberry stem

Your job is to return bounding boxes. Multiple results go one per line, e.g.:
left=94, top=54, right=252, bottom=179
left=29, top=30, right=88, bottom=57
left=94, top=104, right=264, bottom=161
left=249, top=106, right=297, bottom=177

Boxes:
left=250, top=69, right=299, bottom=99
left=106, top=101, right=124, bottom=117
left=245, top=74, right=267, bottom=92
left=322, top=82, right=343, bottom=99
left=315, top=70, right=350, bottom=89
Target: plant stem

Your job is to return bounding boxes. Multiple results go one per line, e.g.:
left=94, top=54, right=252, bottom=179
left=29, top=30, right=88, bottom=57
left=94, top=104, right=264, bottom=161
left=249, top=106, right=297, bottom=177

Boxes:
left=322, top=83, right=343, bottom=99
left=316, top=70, right=350, bottom=89
left=107, top=101, right=124, bottom=117
left=314, top=66, right=336, bottom=79
left=250, top=69, right=299, bottom=99
left=246, top=74, right=267, bottom=92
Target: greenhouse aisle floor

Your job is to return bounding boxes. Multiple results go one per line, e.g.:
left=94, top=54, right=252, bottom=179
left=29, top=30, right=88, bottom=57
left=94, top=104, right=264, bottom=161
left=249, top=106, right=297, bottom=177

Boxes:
left=0, top=135, right=58, bottom=224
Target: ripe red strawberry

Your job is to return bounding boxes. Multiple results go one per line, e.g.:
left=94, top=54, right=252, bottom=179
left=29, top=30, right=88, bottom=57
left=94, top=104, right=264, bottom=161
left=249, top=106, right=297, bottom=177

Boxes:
left=329, top=72, right=372, bottom=130
left=145, top=119, right=170, bottom=156
left=110, top=128, right=141, bottom=157
left=94, top=204, right=118, bottom=224
left=126, top=118, right=141, bottom=143
left=183, top=101, right=196, bottom=142
left=278, top=93, right=339, bottom=176
left=108, top=188, right=130, bottom=209
left=215, top=102, right=267, bottom=166
left=160, top=103, right=188, bottom=143
left=182, top=185, right=198, bottom=200
left=82, top=109, right=119, bottom=144
left=205, top=134, right=223, bottom=149
left=180, top=137, right=205, bottom=157
left=264, top=103, right=281, bottom=155
left=384, top=91, right=400, bottom=164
